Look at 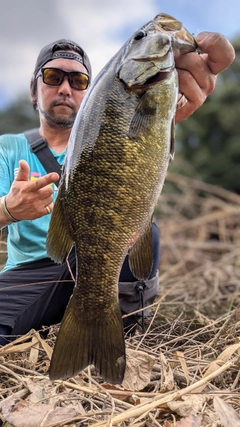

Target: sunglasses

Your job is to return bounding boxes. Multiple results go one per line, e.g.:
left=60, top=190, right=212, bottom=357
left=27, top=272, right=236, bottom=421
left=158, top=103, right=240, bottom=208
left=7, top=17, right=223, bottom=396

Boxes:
left=36, top=67, right=89, bottom=90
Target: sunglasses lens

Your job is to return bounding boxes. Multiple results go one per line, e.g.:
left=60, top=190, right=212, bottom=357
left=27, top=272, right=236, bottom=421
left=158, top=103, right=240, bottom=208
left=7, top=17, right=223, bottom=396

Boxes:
left=41, top=68, right=89, bottom=90
left=70, top=73, right=89, bottom=90
left=42, top=68, right=64, bottom=86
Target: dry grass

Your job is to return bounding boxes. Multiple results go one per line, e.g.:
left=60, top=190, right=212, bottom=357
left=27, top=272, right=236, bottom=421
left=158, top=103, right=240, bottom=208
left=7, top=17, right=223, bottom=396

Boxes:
left=1, top=173, right=240, bottom=427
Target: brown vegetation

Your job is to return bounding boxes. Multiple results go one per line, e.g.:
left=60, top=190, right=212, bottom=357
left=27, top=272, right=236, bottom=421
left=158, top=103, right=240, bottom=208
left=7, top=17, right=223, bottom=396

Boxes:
left=1, top=173, right=240, bottom=426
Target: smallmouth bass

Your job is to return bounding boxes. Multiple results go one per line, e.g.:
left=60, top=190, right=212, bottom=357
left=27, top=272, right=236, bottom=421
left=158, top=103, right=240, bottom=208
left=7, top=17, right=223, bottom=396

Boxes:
left=47, top=14, right=197, bottom=384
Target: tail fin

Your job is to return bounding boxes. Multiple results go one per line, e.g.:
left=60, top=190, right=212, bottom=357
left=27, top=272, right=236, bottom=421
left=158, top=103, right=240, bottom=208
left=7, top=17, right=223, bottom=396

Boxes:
left=49, top=298, right=126, bottom=384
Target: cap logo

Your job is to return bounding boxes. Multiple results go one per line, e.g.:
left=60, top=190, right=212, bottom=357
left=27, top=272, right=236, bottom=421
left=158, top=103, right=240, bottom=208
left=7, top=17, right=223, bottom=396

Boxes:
left=52, top=52, right=83, bottom=64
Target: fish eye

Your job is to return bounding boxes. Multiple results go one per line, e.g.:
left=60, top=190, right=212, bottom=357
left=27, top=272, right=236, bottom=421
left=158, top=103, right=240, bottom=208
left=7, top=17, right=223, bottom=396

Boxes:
left=134, top=30, right=146, bottom=40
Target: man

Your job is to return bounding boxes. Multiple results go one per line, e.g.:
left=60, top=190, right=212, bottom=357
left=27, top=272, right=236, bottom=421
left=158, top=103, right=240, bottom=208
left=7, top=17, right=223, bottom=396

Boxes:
left=0, top=33, right=235, bottom=345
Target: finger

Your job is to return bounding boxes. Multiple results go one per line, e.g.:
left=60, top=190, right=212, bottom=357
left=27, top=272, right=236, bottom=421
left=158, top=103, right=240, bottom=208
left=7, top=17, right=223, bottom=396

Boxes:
left=195, top=32, right=235, bottom=75
left=15, top=161, right=59, bottom=194
left=15, top=160, right=30, bottom=182
left=44, top=202, right=54, bottom=215
left=30, top=172, right=60, bottom=192
left=175, top=99, right=200, bottom=123
left=36, top=184, right=55, bottom=203
left=175, top=51, right=216, bottom=95
left=175, top=68, right=217, bottom=124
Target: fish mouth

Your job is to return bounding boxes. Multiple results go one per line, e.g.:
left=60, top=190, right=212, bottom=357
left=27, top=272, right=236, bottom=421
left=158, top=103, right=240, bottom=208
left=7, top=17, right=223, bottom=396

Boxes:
left=134, top=70, right=173, bottom=91
left=124, top=69, right=174, bottom=94
left=144, top=70, right=172, bottom=86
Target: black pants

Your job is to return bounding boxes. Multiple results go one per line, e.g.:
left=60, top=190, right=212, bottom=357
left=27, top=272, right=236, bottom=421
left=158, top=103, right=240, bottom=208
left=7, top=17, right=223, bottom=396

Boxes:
left=0, top=223, right=160, bottom=340
left=0, top=250, right=76, bottom=337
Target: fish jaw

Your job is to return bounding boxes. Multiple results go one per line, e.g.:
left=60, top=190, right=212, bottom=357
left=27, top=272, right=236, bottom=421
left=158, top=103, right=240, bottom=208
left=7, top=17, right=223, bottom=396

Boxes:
left=118, top=30, right=175, bottom=89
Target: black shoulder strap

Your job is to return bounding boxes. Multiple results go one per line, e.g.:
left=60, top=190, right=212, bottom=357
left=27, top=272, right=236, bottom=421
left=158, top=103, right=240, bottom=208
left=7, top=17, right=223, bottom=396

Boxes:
left=24, top=129, right=62, bottom=187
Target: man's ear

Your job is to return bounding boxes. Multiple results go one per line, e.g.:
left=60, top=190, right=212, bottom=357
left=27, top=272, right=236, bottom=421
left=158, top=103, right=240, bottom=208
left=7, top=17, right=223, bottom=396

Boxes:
left=31, top=96, right=37, bottom=104
left=30, top=81, right=36, bottom=100
left=30, top=80, right=38, bottom=109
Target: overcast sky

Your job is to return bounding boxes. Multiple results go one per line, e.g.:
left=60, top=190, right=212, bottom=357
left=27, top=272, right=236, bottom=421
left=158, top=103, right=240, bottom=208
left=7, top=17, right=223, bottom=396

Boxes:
left=0, top=0, right=239, bottom=109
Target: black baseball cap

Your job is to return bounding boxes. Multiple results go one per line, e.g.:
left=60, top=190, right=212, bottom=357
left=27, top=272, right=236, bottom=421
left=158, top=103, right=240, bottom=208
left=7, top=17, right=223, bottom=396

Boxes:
left=32, top=39, right=92, bottom=83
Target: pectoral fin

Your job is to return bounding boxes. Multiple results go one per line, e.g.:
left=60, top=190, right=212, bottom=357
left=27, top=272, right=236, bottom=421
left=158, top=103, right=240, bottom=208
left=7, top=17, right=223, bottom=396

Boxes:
left=128, top=220, right=153, bottom=280
left=128, top=92, right=157, bottom=139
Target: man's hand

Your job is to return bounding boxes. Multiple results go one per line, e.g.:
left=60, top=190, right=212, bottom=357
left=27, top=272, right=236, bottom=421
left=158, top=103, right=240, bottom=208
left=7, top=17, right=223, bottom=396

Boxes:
left=4, top=160, right=59, bottom=221
left=175, top=32, right=235, bottom=123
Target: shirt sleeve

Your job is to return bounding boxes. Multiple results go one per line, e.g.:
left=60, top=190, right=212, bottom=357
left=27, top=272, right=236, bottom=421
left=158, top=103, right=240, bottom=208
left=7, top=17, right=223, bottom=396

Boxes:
left=0, top=135, right=14, bottom=197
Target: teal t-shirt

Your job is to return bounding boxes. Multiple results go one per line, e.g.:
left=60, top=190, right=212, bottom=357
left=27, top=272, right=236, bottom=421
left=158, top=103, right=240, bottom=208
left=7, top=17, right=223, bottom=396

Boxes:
left=0, top=133, right=65, bottom=272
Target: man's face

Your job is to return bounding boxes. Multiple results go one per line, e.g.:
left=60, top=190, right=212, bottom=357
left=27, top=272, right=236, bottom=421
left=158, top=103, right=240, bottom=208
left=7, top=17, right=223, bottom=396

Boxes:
left=35, top=55, right=88, bottom=129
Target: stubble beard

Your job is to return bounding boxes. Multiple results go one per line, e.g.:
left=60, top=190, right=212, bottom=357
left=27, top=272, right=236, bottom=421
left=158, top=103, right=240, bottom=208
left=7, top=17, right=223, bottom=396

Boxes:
left=38, top=104, right=77, bottom=129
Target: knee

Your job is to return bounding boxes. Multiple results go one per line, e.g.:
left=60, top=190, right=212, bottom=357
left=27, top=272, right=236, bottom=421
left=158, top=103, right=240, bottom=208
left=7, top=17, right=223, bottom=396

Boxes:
left=0, top=325, right=12, bottom=346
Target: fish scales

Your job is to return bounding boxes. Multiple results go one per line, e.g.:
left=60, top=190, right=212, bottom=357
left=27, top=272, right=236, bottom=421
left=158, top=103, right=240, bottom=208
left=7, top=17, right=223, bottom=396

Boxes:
left=47, top=13, right=196, bottom=384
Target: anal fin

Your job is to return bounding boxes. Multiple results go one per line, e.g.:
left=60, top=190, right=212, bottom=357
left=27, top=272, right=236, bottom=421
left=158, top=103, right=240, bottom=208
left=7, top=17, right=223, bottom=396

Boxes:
left=128, top=219, right=153, bottom=280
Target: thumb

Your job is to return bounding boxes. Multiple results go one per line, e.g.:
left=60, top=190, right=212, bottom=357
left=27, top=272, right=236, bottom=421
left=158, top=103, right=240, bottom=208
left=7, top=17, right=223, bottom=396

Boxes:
left=15, top=160, right=30, bottom=182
